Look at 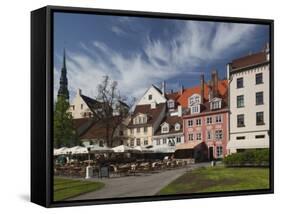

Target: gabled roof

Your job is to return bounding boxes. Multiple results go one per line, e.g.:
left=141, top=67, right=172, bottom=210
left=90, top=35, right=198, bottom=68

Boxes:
left=81, top=95, right=102, bottom=112
left=155, top=115, right=183, bottom=136
left=231, top=51, right=267, bottom=70
left=151, top=84, right=163, bottom=94
left=128, top=103, right=166, bottom=127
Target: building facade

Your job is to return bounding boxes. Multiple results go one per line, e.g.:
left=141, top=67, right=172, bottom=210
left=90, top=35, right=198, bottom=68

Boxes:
left=181, top=72, right=229, bottom=159
left=227, top=46, right=270, bottom=153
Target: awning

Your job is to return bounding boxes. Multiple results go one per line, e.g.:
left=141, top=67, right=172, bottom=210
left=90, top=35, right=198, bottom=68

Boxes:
left=176, top=142, right=200, bottom=150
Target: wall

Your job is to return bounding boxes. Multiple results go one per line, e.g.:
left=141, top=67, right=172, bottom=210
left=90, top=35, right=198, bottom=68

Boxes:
left=1, top=0, right=279, bottom=214
left=229, top=64, right=270, bottom=151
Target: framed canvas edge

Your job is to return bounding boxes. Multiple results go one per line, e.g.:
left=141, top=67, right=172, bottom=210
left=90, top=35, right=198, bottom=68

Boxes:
left=31, top=5, right=274, bottom=208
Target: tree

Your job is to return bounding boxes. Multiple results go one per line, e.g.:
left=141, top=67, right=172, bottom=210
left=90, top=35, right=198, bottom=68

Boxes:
left=91, top=76, right=134, bottom=147
left=53, top=95, right=76, bottom=148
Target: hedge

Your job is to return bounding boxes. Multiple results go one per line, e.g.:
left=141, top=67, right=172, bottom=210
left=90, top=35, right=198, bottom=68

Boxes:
left=223, top=149, right=269, bottom=167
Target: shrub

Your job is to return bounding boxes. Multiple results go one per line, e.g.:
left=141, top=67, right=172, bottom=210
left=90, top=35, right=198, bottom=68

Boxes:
left=223, top=149, right=269, bottom=167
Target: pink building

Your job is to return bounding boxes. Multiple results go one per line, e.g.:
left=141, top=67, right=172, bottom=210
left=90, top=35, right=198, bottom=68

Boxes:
left=182, top=106, right=228, bottom=160
left=179, top=71, right=229, bottom=160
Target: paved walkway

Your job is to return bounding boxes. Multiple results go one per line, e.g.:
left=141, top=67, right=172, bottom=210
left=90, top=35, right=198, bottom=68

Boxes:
left=69, top=162, right=210, bottom=201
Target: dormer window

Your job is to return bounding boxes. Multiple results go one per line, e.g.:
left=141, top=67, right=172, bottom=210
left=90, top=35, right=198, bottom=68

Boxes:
left=168, top=100, right=175, bottom=109
left=191, top=105, right=200, bottom=114
left=210, top=97, right=222, bottom=110
left=175, top=123, right=181, bottom=131
left=133, top=114, right=147, bottom=125
left=189, top=94, right=201, bottom=108
left=148, top=94, right=152, bottom=100
left=161, top=123, right=169, bottom=133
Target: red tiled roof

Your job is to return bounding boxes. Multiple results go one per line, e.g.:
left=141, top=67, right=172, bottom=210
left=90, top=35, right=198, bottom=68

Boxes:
left=177, top=80, right=228, bottom=108
left=232, top=51, right=267, bottom=70
left=128, top=103, right=166, bottom=127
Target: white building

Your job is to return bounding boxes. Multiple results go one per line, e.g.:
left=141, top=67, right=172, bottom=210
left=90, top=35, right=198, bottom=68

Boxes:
left=68, top=89, right=102, bottom=119
left=227, top=45, right=270, bottom=153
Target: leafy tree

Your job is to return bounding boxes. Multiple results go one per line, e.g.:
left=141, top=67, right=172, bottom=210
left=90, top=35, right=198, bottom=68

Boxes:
left=53, top=95, right=76, bottom=148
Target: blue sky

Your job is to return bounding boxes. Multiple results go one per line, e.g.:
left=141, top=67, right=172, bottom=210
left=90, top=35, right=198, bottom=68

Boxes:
left=53, top=12, right=269, bottom=101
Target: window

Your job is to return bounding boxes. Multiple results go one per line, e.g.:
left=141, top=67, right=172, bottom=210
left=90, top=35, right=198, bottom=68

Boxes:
left=144, top=127, right=147, bottom=133
left=163, top=138, right=167, bottom=144
left=162, top=125, right=169, bottom=133
left=138, top=117, right=142, bottom=124
left=237, top=95, right=244, bottom=108
left=207, top=130, right=212, bottom=140
left=196, top=133, right=202, bottom=141
left=191, top=105, right=200, bottom=114
left=175, top=123, right=181, bottom=131
left=256, top=73, right=263, bottom=84
left=119, top=131, right=124, bottom=136
left=130, top=139, right=134, bottom=147
left=215, top=130, right=223, bottom=140
left=256, top=92, right=264, bottom=105
left=211, top=101, right=221, bottom=110
left=187, top=119, right=193, bottom=127
left=168, top=100, right=175, bottom=109
left=237, top=114, right=245, bottom=127
left=136, top=138, right=141, bottom=146
left=206, top=116, right=212, bottom=125
left=237, top=77, right=243, bottom=88
left=176, top=137, right=181, bottom=143
left=130, top=129, right=133, bottom=134
left=144, top=139, right=148, bottom=145
left=236, top=136, right=245, bottom=140
left=255, top=135, right=265, bottom=139
left=216, top=146, right=223, bottom=158
left=137, top=128, right=140, bottom=133
left=215, top=115, right=222, bottom=123
left=256, top=112, right=264, bottom=125
left=156, top=139, right=160, bottom=145
left=81, top=104, right=83, bottom=109
left=148, top=94, right=152, bottom=100
left=196, top=119, right=202, bottom=126
left=188, top=134, right=193, bottom=141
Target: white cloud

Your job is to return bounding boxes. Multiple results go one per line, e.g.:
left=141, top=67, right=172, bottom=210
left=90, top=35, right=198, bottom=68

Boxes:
left=54, top=21, right=258, bottom=102
left=111, top=26, right=127, bottom=36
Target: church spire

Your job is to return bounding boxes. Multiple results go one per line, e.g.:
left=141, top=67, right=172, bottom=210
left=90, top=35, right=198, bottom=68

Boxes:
left=57, top=48, right=69, bottom=100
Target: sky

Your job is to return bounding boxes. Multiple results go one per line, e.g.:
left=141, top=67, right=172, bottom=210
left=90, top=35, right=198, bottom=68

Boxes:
left=53, top=12, right=269, bottom=102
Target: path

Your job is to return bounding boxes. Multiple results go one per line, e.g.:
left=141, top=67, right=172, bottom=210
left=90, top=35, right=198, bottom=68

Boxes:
left=68, top=162, right=210, bottom=201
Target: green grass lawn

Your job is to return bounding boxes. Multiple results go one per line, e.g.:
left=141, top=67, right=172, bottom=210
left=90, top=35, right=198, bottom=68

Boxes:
left=159, top=166, right=269, bottom=195
left=54, top=177, right=105, bottom=201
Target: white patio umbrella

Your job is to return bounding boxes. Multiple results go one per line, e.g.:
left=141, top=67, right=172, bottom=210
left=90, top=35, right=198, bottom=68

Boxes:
left=69, top=146, right=88, bottom=154
left=54, top=147, right=68, bottom=156
left=134, top=146, right=154, bottom=153
left=112, top=145, right=137, bottom=153
left=88, top=145, right=113, bottom=153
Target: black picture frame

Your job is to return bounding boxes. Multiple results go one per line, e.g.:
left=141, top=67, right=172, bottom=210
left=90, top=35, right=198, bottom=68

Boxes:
left=31, top=5, right=274, bottom=208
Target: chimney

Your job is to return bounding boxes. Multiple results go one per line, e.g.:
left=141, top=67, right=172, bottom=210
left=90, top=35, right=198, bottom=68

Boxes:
left=200, top=74, right=204, bottom=104
left=211, top=70, right=218, bottom=98
left=161, top=81, right=166, bottom=95
left=77, top=88, right=82, bottom=96
left=208, top=80, right=213, bottom=101
left=227, top=63, right=232, bottom=80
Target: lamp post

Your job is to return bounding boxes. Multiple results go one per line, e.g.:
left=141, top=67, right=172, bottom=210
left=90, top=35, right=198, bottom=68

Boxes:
left=85, top=147, right=93, bottom=179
